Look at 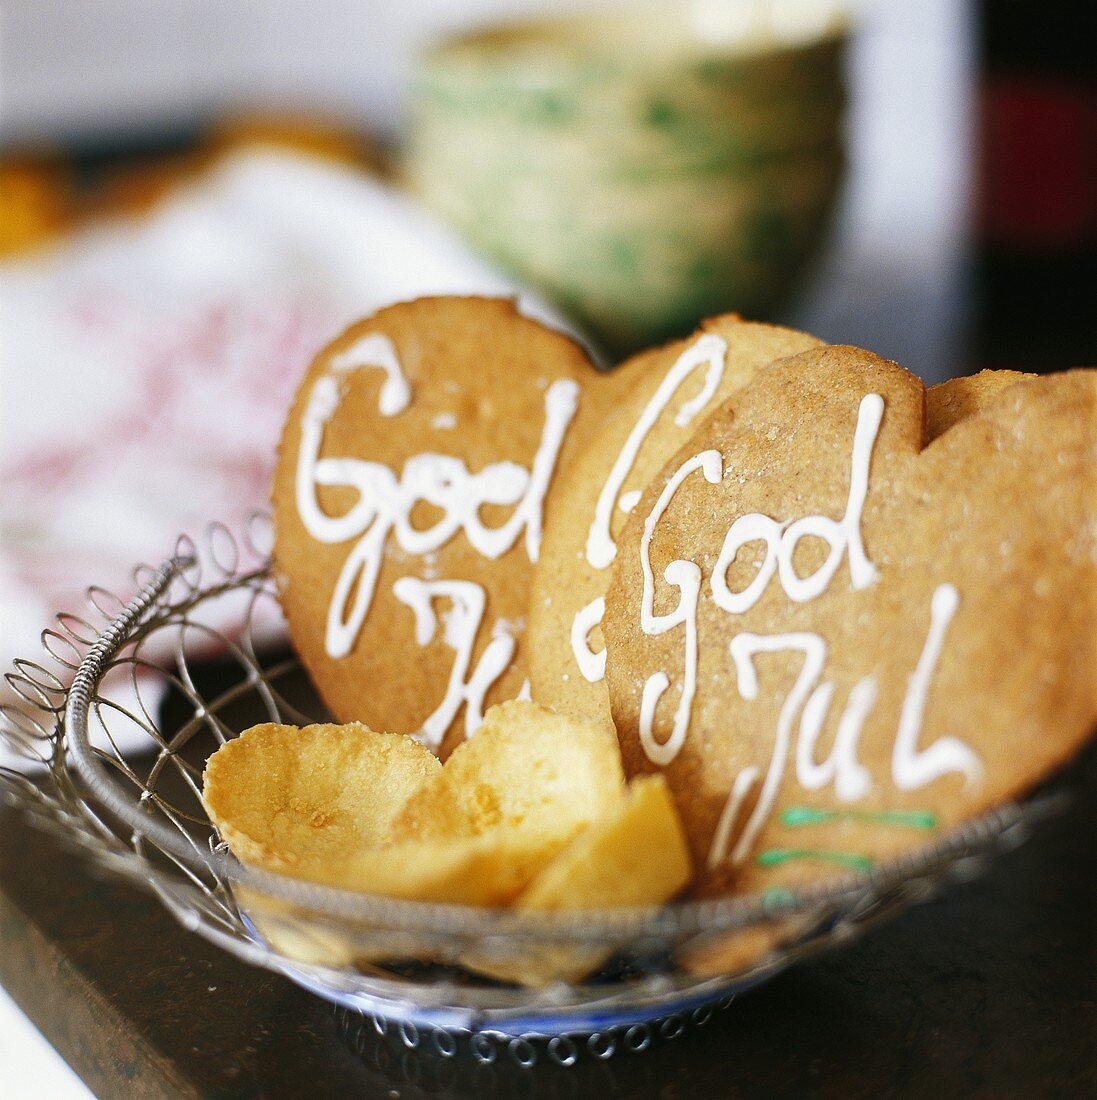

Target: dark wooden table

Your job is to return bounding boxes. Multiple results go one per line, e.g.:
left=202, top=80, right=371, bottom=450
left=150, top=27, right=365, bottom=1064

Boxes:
left=2, top=736, right=1093, bottom=1099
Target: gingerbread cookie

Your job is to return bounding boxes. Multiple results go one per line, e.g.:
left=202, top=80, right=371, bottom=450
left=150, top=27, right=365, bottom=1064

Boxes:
left=602, top=347, right=1096, bottom=895
left=528, top=315, right=823, bottom=733
left=272, top=296, right=623, bottom=756
left=925, top=368, right=1033, bottom=439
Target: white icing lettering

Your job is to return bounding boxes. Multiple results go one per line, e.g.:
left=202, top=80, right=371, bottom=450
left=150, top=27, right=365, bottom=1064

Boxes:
left=328, top=332, right=411, bottom=416
left=585, top=333, right=727, bottom=569
left=710, top=392, right=882, bottom=613
left=795, top=677, right=875, bottom=801
left=628, top=393, right=985, bottom=871
left=726, top=632, right=828, bottom=863
left=892, top=583, right=982, bottom=788
left=392, top=577, right=515, bottom=749
left=571, top=596, right=607, bottom=683
left=712, top=514, right=786, bottom=613
left=708, top=585, right=981, bottom=868
left=296, top=376, right=580, bottom=659
left=637, top=450, right=723, bottom=766
left=707, top=765, right=760, bottom=870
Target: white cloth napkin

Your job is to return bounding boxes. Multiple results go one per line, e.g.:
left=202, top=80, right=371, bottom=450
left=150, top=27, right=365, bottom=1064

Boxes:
left=0, top=148, right=569, bottom=770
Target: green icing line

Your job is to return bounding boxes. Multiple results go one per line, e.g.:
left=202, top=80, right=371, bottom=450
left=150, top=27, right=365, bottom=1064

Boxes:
left=756, top=848, right=874, bottom=872
left=761, top=887, right=798, bottom=909
left=780, top=806, right=938, bottom=830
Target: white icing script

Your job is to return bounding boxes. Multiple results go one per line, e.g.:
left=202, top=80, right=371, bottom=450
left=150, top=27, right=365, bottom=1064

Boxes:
left=392, top=577, right=516, bottom=750
left=297, top=370, right=579, bottom=658
left=585, top=333, right=727, bottom=570
left=295, top=337, right=580, bottom=742
left=708, top=632, right=875, bottom=867
left=572, top=332, right=728, bottom=688
left=707, top=765, right=761, bottom=873
left=892, top=583, right=982, bottom=789
left=711, top=393, right=881, bottom=613
left=328, top=332, right=411, bottom=416
left=725, top=632, right=829, bottom=863
left=622, top=391, right=984, bottom=868
left=797, top=676, right=877, bottom=800
left=638, top=450, right=723, bottom=766
left=571, top=596, right=607, bottom=683
left=707, top=582, right=981, bottom=868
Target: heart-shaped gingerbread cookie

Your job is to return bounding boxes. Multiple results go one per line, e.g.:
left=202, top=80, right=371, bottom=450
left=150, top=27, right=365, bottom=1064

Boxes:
left=272, top=296, right=626, bottom=756
left=528, top=316, right=823, bottom=734
left=602, top=346, right=1096, bottom=894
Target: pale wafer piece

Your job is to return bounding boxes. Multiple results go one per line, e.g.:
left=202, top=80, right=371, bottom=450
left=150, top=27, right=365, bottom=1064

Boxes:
left=203, top=706, right=624, bottom=905
left=602, top=350, right=1096, bottom=896
left=464, top=774, right=691, bottom=985
left=528, top=315, right=823, bottom=734
left=201, top=722, right=523, bottom=904
left=516, top=774, right=689, bottom=911
left=202, top=722, right=440, bottom=872
left=390, top=700, right=626, bottom=895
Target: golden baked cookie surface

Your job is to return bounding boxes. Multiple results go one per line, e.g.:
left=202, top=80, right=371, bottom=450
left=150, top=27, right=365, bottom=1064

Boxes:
left=272, top=296, right=618, bottom=756
left=602, top=349, right=1096, bottom=894
left=528, top=315, right=823, bottom=733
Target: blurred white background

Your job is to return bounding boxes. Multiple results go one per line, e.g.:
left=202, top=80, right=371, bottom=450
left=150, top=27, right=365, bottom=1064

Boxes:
left=1, top=0, right=973, bottom=378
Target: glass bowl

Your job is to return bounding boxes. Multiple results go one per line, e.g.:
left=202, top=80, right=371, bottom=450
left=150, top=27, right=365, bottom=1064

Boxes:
left=0, top=521, right=1057, bottom=1057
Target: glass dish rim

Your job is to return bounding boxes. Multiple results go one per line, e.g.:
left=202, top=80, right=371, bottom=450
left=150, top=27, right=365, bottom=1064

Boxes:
left=54, top=547, right=1057, bottom=944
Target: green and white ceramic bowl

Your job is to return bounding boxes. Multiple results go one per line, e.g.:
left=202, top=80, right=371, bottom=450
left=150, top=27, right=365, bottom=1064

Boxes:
left=406, top=0, right=850, bottom=354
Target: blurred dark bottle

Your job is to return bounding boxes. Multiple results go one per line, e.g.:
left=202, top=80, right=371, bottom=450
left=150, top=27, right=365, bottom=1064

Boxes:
left=970, top=0, right=1096, bottom=372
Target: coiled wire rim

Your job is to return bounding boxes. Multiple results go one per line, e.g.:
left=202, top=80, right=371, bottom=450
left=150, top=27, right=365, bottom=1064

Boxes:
left=0, top=519, right=1067, bottom=1042
left=56, top=542, right=1056, bottom=939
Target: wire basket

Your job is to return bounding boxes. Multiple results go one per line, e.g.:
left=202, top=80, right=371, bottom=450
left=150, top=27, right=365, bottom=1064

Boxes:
left=0, top=521, right=1061, bottom=1063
